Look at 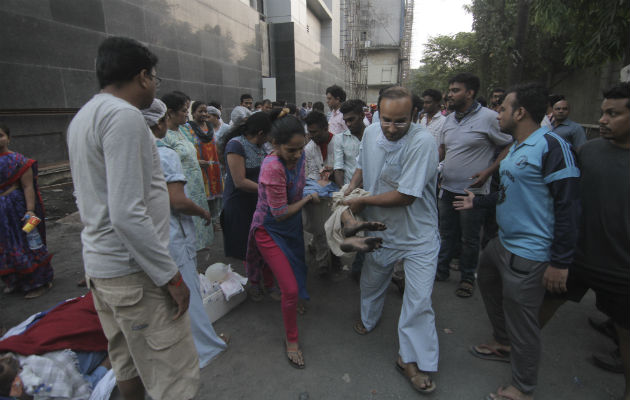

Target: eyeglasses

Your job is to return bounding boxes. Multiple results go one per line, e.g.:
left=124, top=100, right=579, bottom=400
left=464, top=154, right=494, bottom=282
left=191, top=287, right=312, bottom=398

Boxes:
left=150, top=74, right=162, bottom=87
left=380, top=121, right=408, bottom=128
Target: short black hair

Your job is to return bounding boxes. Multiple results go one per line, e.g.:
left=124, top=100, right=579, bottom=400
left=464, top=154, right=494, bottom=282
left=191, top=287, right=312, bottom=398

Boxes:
left=340, top=99, right=365, bottom=116
left=286, top=103, right=297, bottom=114
left=492, top=87, right=506, bottom=94
left=240, top=93, right=253, bottom=103
left=377, top=86, right=412, bottom=110
left=301, top=102, right=307, bottom=107
left=0, top=123, right=9, bottom=137
left=270, top=115, right=305, bottom=145
left=448, top=73, right=481, bottom=98
left=548, top=94, right=565, bottom=107
left=209, top=100, right=221, bottom=109
left=272, top=101, right=284, bottom=108
left=96, top=36, right=158, bottom=89
left=603, top=82, right=630, bottom=110
left=161, top=91, right=188, bottom=112
left=421, top=89, right=442, bottom=103
left=312, top=101, right=325, bottom=112
left=412, top=94, right=422, bottom=111
left=507, top=82, right=548, bottom=124
left=254, top=101, right=262, bottom=108
left=326, top=84, right=347, bottom=102
left=304, top=111, right=328, bottom=129
left=477, top=96, right=488, bottom=107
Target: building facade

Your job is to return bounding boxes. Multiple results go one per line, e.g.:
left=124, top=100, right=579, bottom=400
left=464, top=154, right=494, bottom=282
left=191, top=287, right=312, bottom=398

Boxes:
left=0, top=0, right=344, bottom=167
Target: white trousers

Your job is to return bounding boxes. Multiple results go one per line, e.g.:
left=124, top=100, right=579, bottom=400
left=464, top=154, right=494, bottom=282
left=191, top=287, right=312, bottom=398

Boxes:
left=360, top=235, right=440, bottom=371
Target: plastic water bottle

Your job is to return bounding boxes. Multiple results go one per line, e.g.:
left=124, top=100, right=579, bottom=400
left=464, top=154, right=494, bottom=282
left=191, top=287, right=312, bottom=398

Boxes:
left=22, top=214, right=44, bottom=250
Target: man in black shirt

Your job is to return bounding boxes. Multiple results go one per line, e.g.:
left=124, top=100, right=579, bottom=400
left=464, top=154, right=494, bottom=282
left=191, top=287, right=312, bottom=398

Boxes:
left=541, top=82, right=630, bottom=400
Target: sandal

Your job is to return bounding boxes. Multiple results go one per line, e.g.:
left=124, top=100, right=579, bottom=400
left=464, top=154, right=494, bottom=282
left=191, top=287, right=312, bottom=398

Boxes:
left=297, top=300, right=307, bottom=315
left=485, top=386, right=521, bottom=400
left=285, top=340, right=305, bottom=369
left=218, top=333, right=231, bottom=345
left=247, top=284, right=264, bottom=302
left=455, top=281, right=474, bottom=298
left=24, top=282, right=52, bottom=299
left=469, top=344, right=511, bottom=363
left=353, top=320, right=369, bottom=335
left=395, top=357, right=436, bottom=394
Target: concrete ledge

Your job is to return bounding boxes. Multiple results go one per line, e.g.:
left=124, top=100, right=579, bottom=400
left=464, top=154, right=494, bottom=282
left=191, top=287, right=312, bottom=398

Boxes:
left=38, top=162, right=71, bottom=187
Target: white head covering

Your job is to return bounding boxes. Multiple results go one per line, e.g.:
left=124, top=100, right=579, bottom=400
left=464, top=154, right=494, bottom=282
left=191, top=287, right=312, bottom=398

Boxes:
left=206, top=106, right=221, bottom=117
left=141, top=98, right=167, bottom=127
left=230, top=105, right=252, bottom=125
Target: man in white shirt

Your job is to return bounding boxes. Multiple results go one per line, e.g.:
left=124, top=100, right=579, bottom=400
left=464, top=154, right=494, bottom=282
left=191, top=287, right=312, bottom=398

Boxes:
left=333, top=100, right=365, bottom=187
left=303, top=111, right=339, bottom=277
left=66, top=37, right=199, bottom=400
left=326, top=84, right=347, bottom=135
left=419, top=89, right=446, bottom=155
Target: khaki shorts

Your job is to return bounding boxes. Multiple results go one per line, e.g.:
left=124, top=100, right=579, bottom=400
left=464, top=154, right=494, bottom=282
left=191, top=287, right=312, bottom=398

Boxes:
left=89, top=272, right=199, bottom=400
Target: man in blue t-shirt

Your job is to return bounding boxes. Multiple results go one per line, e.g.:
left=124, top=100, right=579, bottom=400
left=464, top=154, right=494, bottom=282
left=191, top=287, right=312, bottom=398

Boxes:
left=453, top=83, right=580, bottom=400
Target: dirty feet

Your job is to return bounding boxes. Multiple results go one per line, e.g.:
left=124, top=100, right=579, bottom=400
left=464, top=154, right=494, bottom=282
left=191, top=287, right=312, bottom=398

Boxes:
left=340, top=237, right=383, bottom=253
left=343, top=220, right=387, bottom=237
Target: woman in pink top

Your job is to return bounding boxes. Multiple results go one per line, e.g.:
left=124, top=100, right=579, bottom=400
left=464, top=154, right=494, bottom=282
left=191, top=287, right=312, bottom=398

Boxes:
left=245, top=115, right=319, bottom=369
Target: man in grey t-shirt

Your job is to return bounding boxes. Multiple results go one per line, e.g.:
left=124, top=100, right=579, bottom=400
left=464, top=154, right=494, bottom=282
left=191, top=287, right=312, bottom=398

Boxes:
left=436, top=73, right=512, bottom=297
left=67, top=37, right=199, bottom=400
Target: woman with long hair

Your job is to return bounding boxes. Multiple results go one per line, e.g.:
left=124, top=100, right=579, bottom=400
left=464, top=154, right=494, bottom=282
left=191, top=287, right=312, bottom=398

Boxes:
left=161, top=92, right=214, bottom=250
left=188, top=101, right=223, bottom=231
left=246, top=115, right=318, bottom=369
left=0, top=123, right=53, bottom=298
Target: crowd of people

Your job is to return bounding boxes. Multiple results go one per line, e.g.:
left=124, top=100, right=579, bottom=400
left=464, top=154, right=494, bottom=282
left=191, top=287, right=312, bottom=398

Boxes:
left=0, top=35, right=628, bottom=400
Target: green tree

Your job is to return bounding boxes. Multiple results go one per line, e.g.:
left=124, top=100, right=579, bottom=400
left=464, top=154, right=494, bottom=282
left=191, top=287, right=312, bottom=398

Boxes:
left=408, top=32, right=478, bottom=95
left=531, top=0, right=630, bottom=67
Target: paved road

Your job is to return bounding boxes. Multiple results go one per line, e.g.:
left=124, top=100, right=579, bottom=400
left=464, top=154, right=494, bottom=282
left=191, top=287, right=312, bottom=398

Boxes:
left=0, top=210, right=624, bottom=399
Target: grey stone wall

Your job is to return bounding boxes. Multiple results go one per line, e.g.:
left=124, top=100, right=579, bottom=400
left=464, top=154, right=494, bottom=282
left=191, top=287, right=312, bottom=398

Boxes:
left=271, top=21, right=344, bottom=106
left=0, top=0, right=264, bottom=166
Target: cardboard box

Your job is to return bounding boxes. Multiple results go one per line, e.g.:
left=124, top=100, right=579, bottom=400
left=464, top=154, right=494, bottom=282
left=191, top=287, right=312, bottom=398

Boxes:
left=202, top=289, right=247, bottom=323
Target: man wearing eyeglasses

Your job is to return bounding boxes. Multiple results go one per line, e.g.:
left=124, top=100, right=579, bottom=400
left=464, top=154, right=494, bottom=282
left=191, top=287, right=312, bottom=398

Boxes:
left=342, top=86, right=441, bottom=394
left=436, top=73, right=512, bottom=298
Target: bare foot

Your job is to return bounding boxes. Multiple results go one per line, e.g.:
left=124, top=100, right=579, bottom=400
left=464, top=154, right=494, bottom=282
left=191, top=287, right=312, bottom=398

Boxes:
left=343, top=220, right=387, bottom=237
left=340, top=237, right=383, bottom=253
left=487, top=385, right=533, bottom=400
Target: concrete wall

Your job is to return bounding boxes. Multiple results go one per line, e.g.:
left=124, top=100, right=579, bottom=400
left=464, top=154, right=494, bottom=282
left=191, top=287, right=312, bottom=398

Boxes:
left=366, top=0, right=402, bottom=47
left=270, top=21, right=345, bottom=105
left=0, top=0, right=263, bottom=166
left=268, top=0, right=344, bottom=105
left=550, top=61, right=624, bottom=126
left=366, top=49, right=399, bottom=103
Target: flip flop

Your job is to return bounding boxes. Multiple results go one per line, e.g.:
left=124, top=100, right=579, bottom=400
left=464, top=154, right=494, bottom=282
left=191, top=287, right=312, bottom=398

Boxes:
left=24, top=282, right=52, bottom=299
left=218, top=333, right=231, bottom=345
left=485, top=387, right=519, bottom=400
left=395, top=357, right=436, bottom=394
left=469, top=344, right=510, bottom=363
left=353, top=320, right=369, bottom=335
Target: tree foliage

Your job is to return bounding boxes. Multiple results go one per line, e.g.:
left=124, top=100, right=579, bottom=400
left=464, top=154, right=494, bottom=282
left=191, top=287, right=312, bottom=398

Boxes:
left=408, top=32, right=478, bottom=95
left=531, top=0, right=630, bottom=67
left=408, top=0, right=629, bottom=97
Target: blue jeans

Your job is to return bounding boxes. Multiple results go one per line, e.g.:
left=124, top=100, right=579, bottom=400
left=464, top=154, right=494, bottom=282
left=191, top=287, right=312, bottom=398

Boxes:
left=437, top=190, right=486, bottom=283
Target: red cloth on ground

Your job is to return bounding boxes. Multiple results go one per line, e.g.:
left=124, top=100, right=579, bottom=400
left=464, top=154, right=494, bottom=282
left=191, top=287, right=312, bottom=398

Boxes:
left=0, top=291, right=108, bottom=355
